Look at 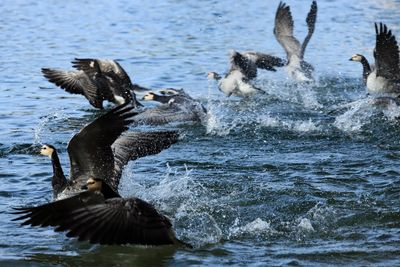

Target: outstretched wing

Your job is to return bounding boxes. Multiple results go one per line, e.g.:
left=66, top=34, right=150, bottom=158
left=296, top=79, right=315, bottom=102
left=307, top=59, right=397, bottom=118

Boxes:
left=72, top=58, right=133, bottom=85
left=230, top=50, right=257, bottom=80
left=274, top=2, right=301, bottom=59
left=12, top=194, right=177, bottom=246
left=109, top=131, right=179, bottom=191
left=41, top=68, right=103, bottom=108
left=243, top=52, right=286, bottom=71
left=12, top=191, right=104, bottom=227
left=300, top=1, right=317, bottom=58
left=67, top=103, right=137, bottom=183
left=374, top=23, right=400, bottom=80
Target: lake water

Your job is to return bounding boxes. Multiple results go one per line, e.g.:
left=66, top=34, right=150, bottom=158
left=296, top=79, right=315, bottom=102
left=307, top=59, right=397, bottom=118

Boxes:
left=1, top=0, right=400, bottom=266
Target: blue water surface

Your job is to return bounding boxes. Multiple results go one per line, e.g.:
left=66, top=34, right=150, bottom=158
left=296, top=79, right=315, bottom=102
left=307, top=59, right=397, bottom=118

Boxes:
left=1, top=0, right=400, bottom=266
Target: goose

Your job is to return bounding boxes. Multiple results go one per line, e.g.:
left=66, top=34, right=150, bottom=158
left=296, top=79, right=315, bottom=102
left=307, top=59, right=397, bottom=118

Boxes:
left=136, top=89, right=207, bottom=125
left=208, top=50, right=276, bottom=97
left=42, top=58, right=147, bottom=109
left=12, top=176, right=189, bottom=247
left=38, top=103, right=179, bottom=200
left=273, top=1, right=317, bottom=82
left=350, top=23, right=400, bottom=95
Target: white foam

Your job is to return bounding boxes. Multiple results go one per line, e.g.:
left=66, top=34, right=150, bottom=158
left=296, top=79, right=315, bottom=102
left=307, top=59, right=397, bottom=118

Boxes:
left=297, top=218, right=314, bottom=231
left=334, top=96, right=400, bottom=132
left=228, top=218, right=273, bottom=239
left=258, top=115, right=319, bottom=133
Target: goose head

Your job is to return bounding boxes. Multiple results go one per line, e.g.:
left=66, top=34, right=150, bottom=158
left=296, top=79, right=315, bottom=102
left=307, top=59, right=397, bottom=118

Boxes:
left=40, top=144, right=55, bottom=158
left=349, top=54, right=365, bottom=62
left=207, top=72, right=221, bottom=81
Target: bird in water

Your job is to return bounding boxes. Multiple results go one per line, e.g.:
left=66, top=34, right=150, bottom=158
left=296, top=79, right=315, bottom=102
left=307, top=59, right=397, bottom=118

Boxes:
left=208, top=50, right=282, bottom=97
left=38, top=103, right=179, bottom=200
left=350, top=23, right=400, bottom=96
left=12, top=176, right=189, bottom=247
left=42, top=58, right=148, bottom=109
left=135, top=88, right=207, bottom=125
left=273, top=1, right=317, bottom=82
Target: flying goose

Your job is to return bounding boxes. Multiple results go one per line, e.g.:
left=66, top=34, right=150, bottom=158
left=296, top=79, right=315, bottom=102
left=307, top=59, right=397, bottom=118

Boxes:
left=273, top=1, right=317, bottom=82
left=39, top=103, right=179, bottom=200
left=208, top=50, right=278, bottom=97
left=12, top=176, right=188, bottom=246
left=350, top=23, right=400, bottom=95
left=42, top=58, right=147, bottom=109
left=136, top=89, right=207, bottom=125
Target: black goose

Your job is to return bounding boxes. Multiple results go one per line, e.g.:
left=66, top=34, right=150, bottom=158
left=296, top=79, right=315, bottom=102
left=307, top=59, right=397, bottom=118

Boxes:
left=39, top=103, right=179, bottom=200
left=208, top=50, right=272, bottom=97
left=273, top=1, right=317, bottom=82
left=12, top=176, right=187, bottom=246
left=350, top=23, right=400, bottom=95
left=42, top=58, right=147, bottom=109
left=136, top=89, right=207, bottom=125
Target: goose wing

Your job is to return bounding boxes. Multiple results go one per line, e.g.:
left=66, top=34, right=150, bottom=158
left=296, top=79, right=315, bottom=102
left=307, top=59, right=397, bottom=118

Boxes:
left=274, top=2, right=301, bottom=59
left=300, top=1, right=317, bottom=58
left=230, top=51, right=257, bottom=80
left=67, top=103, right=136, bottom=184
left=132, top=103, right=200, bottom=125
left=41, top=68, right=103, bottom=108
left=374, top=23, right=400, bottom=80
left=110, top=131, right=179, bottom=191
left=72, top=58, right=133, bottom=85
left=12, top=191, right=104, bottom=227
left=244, top=52, right=285, bottom=71
left=13, top=193, right=176, bottom=246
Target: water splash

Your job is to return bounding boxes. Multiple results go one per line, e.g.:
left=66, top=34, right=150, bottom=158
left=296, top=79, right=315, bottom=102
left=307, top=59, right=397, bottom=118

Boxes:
left=334, top=96, right=400, bottom=133
left=120, top=164, right=225, bottom=247
left=228, top=218, right=274, bottom=240
left=33, top=111, right=68, bottom=145
left=257, top=115, right=320, bottom=133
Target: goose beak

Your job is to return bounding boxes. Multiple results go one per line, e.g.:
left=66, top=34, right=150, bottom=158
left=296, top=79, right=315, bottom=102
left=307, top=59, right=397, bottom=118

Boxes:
left=81, top=185, right=88, bottom=190
left=349, top=58, right=354, bottom=61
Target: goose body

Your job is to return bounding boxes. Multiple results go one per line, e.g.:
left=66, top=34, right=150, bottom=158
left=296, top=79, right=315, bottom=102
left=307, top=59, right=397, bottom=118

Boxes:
left=350, top=23, right=400, bottom=95
left=12, top=177, right=186, bottom=246
left=136, top=89, right=207, bottom=125
left=42, top=58, right=146, bottom=109
left=40, top=103, right=179, bottom=200
left=273, top=1, right=317, bottom=82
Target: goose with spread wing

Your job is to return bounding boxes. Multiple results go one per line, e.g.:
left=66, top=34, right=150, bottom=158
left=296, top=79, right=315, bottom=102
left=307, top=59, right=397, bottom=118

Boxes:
left=350, top=23, right=400, bottom=95
left=42, top=58, right=147, bottom=109
left=208, top=50, right=281, bottom=97
left=274, top=1, right=317, bottom=82
left=39, top=103, right=179, bottom=200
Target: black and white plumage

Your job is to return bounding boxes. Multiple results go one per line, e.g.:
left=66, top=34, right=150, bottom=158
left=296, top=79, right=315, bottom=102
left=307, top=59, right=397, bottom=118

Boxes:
left=12, top=177, right=186, bottom=246
left=208, top=50, right=277, bottom=97
left=273, top=1, right=317, bottom=82
left=39, top=103, right=179, bottom=200
left=42, top=58, right=146, bottom=109
left=350, top=23, right=400, bottom=95
left=136, top=89, right=207, bottom=125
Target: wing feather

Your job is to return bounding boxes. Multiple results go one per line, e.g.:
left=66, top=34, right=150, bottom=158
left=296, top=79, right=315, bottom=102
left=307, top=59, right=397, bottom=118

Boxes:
left=274, top=2, right=301, bottom=59
left=67, top=103, right=137, bottom=184
left=374, top=22, right=400, bottom=80
left=110, top=131, right=179, bottom=191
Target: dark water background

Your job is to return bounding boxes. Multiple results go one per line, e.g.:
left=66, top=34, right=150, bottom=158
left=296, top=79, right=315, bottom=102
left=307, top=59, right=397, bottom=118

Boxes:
left=1, top=0, right=400, bottom=266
